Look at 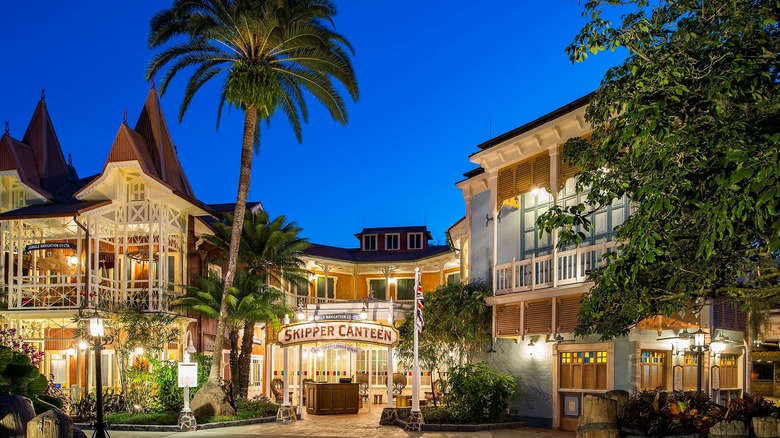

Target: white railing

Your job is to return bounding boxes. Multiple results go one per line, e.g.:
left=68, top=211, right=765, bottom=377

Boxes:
left=495, top=241, right=616, bottom=295
left=9, top=275, right=83, bottom=309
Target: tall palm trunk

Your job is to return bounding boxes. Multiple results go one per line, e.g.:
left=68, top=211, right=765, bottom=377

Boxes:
left=208, top=107, right=257, bottom=384
left=228, top=328, right=240, bottom=397
left=237, top=320, right=255, bottom=398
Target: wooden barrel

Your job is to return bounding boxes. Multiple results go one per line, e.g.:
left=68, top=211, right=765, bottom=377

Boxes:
left=753, top=418, right=780, bottom=438
left=577, top=395, right=619, bottom=438
left=0, top=395, right=35, bottom=438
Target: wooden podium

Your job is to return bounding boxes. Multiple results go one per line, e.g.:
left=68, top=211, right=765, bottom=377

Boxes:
left=305, top=382, right=360, bottom=415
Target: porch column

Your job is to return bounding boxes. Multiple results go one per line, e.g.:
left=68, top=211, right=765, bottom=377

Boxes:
left=298, top=345, right=304, bottom=418
left=283, top=346, right=290, bottom=406
left=386, top=346, right=394, bottom=408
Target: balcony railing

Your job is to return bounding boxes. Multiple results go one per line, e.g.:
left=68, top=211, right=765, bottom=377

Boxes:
left=495, top=241, right=616, bottom=295
left=7, top=273, right=180, bottom=313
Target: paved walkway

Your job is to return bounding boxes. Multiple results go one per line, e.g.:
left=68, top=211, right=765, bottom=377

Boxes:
left=106, top=409, right=575, bottom=438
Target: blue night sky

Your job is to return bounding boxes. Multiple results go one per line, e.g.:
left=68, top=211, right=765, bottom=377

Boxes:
left=0, top=1, right=624, bottom=248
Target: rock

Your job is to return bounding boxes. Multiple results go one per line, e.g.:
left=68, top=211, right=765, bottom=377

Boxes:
left=26, top=409, right=72, bottom=438
left=710, top=420, right=748, bottom=438
left=605, top=390, right=630, bottom=414
left=577, top=395, right=619, bottom=438
left=0, top=395, right=35, bottom=438
left=753, top=417, right=780, bottom=438
left=189, top=382, right=236, bottom=420
left=72, top=428, right=87, bottom=438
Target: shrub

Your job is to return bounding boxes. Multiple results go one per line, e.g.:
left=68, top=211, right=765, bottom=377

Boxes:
left=150, top=353, right=211, bottom=412
left=421, top=406, right=455, bottom=424
left=234, top=396, right=279, bottom=417
left=105, top=411, right=179, bottom=425
left=724, top=393, right=778, bottom=423
left=445, top=362, right=515, bottom=423
left=619, top=389, right=725, bottom=437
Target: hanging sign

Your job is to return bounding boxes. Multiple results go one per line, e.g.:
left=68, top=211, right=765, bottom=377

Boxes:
left=310, top=344, right=362, bottom=355
left=277, top=320, right=398, bottom=347
left=313, top=313, right=363, bottom=322
left=178, top=362, right=198, bottom=387
left=23, top=243, right=77, bottom=253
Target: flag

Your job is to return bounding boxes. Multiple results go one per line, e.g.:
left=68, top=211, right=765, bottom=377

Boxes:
left=415, top=278, right=425, bottom=333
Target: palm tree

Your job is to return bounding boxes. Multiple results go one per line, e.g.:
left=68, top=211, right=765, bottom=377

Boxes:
left=146, top=0, right=359, bottom=395
left=177, top=270, right=287, bottom=397
left=205, top=210, right=309, bottom=397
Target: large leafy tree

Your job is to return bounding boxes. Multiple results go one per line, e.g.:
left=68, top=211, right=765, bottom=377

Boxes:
left=205, top=210, right=308, bottom=398
left=146, top=0, right=359, bottom=392
left=537, top=0, right=780, bottom=339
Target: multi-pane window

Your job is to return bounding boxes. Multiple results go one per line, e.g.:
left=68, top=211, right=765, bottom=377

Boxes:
left=683, top=352, right=699, bottom=390
left=396, top=278, right=415, bottom=300
left=316, top=277, right=335, bottom=299
left=447, top=273, right=461, bottom=285
left=357, top=349, right=387, bottom=386
left=128, top=180, right=145, bottom=202
left=719, top=354, right=738, bottom=389
left=250, top=357, right=263, bottom=386
left=363, top=235, right=377, bottom=251
left=408, top=233, right=423, bottom=250
left=560, top=351, right=608, bottom=390
left=369, top=279, right=387, bottom=300
left=385, top=234, right=400, bottom=250
left=640, top=350, right=667, bottom=389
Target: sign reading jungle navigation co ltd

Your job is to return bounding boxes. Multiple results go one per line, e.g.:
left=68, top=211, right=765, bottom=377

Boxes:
left=277, top=320, right=399, bottom=347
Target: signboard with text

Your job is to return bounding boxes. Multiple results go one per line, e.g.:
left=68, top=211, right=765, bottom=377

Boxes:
left=178, top=362, right=198, bottom=387
left=277, top=320, right=398, bottom=347
left=23, top=243, right=77, bottom=253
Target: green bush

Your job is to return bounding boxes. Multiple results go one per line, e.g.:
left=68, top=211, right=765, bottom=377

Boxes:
left=421, top=405, right=455, bottom=424
left=105, top=411, right=179, bottom=425
left=126, top=368, right=162, bottom=413
left=234, top=397, right=279, bottom=417
left=445, top=362, right=515, bottom=423
left=150, top=353, right=211, bottom=412
left=619, top=389, right=725, bottom=437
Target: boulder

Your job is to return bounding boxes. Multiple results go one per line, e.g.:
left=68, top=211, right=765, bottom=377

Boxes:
left=710, top=420, right=749, bottom=438
left=0, top=395, right=35, bottom=438
left=188, top=382, right=236, bottom=420
left=753, top=417, right=780, bottom=438
left=26, top=409, right=72, bottom=438
left=577, top=395, right=619, bottom=438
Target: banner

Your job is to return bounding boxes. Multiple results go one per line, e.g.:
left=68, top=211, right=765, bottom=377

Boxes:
left=277, top=320, right=398, bottom=347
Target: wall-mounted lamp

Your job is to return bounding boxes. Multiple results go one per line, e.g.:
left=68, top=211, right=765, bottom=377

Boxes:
left=66, top=347, right=76, bottom=356
left=308, top=273, right=316, bottom=282
left=673, top=337, right=691, bottom=356
left=388, top=277, right=397, bottom=285
left=67, top=253, right=79, bottom=266
left=527, top=339, right=537, bottom=357
left=78, top=340, right=88, bottom=351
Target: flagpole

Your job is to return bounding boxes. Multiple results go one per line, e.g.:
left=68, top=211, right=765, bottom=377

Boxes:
left=412, top=267, right=420, bottom=412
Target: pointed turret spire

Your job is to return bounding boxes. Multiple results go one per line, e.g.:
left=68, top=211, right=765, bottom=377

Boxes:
left=133, top=88, right=195, bottom=198
left=22, top=97, right=75, bottom=193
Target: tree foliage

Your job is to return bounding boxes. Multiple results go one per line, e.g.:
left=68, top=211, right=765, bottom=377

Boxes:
left=395, top=281, right=492, bottom=380
left=538, top=0, right=780, bottom=339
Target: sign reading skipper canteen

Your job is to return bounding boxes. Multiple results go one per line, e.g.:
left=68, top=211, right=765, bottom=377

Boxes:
left=277, top=319, right=399, bottom=347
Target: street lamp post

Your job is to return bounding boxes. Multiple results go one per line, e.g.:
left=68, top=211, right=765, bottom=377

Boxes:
left=89, top=316, right=109, bottom=438
left=690, top=328, right=710, bottom=395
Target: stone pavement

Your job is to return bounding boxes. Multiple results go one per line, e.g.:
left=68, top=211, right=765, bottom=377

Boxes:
left=106, top=409, right=575, bottom=438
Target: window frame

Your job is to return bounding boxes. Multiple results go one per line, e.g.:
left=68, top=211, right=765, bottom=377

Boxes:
left=408, top=232, right=424, bottom=250
left=385, top=234, right=400, bottom=251
left=363, top=234, right=377, bottom=251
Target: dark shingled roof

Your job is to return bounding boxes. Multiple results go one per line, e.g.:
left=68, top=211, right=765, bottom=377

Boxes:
left=472, top=92, right=593, bottom=154
left=0, top=199, right=111, bottom=219
left=304, top=243, right=451, bottom=263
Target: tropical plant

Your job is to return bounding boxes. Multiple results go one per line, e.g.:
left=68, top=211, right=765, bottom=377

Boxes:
left=203, top=211, right=307, bottom=397
left=146, top=0, right=359, bottom=397
left=445, top=362, right=515, bottom=423
left=619, top=389, right=725, bottom=437
left=148, top=353, right=212, bottom=412
left=0, top=327, right=44, bottom=366
left=176, top=270, right=282, bottom=397
left=537, top=0, right=780, bottom=339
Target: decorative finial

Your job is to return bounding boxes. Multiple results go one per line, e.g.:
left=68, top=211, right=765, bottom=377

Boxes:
left=68, top=153, right=73, bottom=166
left=123, top=109, right=128, bottom=125
left=41, top=88, right=46, bottom=102
left=4, top=121, right=8, bottom=135
left=149, top=79, right=155, bottom=90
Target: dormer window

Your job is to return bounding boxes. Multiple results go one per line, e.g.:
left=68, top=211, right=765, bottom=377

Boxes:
left=408, top=232, right=424, bottom=250
left=363, top=234, right=377, bottom=251
left=386, top=234, right=400, bottom=251
left=128, top=180, right=145, bottom=202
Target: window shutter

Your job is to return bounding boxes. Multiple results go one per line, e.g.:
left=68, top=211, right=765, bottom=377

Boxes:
left=515, top=161, right=533, bottom=194
left=712, top=301, right=724, bottom=328
left=524, top=299, right=552, bottom=334
left=556, top=295, right=582, bottom=334
left=497, top=168, right=515, bottom=208
left=496, top=304, right=521, bottom=337
left=533, top=154, right=551, bottom=192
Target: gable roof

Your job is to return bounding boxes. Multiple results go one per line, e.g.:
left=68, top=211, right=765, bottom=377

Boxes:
left=21, top=99, right=78, bottom=192
left=0, top=134, right=52, bottom=199
left=133, top=88, right=195, bottom=198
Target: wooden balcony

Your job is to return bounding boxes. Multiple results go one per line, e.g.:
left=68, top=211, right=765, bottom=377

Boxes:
left=494, top=241, right=616, bottom=295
